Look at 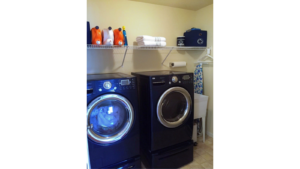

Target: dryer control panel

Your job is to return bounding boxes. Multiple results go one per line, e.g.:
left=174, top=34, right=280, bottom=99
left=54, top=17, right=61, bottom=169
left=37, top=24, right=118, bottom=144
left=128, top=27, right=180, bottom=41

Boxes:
left=168, top=75, right=193, bottom=84
left=151, top=75, right=193, bottom=86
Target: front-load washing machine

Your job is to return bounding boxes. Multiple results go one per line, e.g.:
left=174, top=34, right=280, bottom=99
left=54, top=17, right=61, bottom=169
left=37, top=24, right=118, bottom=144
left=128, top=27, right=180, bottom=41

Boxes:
left=87, top=73, right=140, bottom=169
left=131, top=70, right=194, bottom=168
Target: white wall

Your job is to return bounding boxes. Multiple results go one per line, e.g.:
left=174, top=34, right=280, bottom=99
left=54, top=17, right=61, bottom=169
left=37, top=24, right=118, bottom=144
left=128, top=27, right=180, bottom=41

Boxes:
left=194, top=4, right=213, bottom=136
left=87, top=0, right=202, bottom=74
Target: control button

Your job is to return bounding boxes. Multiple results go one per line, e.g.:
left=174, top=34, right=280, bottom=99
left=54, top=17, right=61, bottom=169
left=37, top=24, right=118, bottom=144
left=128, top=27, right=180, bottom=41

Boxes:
left=114, top=87, right=117, bottom=90
left=99, top=88, right=102, bottom=92
left=179, top=81, right=181, bottom=83
left=103, top=81, right=112, bottom=89
left=172, top=76, right=178, bottom=83
left=169, top=82, right=171, bottom=84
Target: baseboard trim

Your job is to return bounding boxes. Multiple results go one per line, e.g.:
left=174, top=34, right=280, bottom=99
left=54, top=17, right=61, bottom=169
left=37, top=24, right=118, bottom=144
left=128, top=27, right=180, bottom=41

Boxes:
left=206, top=131, right=213, bottom=138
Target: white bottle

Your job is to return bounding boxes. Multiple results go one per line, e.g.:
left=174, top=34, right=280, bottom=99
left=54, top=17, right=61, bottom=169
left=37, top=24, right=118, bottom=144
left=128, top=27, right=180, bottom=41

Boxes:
left=103, top=26, right=114, bottom=45
left=108, top=27, right=114, bottom=45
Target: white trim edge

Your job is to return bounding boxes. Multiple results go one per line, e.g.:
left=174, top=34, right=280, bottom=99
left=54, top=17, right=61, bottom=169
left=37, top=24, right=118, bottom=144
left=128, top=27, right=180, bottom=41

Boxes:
left=206, top=131, right=213, bottom=138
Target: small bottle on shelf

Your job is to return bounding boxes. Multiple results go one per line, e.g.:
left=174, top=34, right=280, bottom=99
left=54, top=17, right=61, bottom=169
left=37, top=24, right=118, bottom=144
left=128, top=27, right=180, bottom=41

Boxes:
left=122, top=26, right=128, bottom=46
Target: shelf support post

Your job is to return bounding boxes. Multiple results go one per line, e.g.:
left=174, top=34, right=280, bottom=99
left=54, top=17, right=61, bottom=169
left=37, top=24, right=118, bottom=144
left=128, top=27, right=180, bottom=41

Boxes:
left=161, top=47, right=173, bottom=65
left=121, top=46, right=129, bottom=67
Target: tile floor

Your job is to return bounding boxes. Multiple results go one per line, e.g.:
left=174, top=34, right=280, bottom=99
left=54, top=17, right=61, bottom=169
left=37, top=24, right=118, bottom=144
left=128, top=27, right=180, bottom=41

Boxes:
left=141, top=135, right=213, bottom=169
left=180, top=135, right=213, bottom=169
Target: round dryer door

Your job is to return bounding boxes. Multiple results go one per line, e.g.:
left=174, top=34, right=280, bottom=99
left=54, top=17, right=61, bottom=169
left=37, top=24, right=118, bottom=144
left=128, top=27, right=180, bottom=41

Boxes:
left=157, top=87, right=192, bottom=128
left=87, top=94, right=134, bottom=144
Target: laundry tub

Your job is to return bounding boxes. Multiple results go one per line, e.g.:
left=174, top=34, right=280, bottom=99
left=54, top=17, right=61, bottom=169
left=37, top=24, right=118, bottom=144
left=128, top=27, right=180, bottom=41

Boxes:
left=193, top=94, right=208, bottom=144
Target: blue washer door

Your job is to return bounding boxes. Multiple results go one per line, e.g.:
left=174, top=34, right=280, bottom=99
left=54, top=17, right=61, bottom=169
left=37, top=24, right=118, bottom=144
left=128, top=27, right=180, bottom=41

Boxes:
left=87, top=94, right=134, bottom=144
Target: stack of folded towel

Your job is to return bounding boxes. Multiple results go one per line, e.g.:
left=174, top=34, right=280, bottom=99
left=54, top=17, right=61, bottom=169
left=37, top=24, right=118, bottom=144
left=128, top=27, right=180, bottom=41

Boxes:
left=136, top=35, right=166, bottom=47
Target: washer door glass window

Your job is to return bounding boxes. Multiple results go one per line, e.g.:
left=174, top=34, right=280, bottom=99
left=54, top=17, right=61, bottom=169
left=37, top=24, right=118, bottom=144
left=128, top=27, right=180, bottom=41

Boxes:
left=87, top=94, right=134, bottom=144
left=157, top=87, right=192, bottom=128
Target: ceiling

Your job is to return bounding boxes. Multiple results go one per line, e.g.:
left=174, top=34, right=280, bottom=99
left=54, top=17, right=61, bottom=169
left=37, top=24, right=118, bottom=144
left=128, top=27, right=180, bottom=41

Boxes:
left=130, top=0, right=213, bottom=11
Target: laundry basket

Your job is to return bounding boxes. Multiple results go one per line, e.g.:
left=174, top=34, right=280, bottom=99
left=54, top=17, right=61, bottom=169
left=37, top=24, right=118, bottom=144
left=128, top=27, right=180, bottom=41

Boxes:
left=193, top=94, right=208, bottom=143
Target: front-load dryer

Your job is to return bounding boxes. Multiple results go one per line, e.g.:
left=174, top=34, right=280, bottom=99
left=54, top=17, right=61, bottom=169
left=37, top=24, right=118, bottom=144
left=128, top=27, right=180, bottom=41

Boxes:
left=87, top=73, right=140, bottom=169
left=131, top=70, right=194, bottom=168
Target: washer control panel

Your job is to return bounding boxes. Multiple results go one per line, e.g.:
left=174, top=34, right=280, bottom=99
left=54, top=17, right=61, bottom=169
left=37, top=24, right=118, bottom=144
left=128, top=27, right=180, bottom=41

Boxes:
left=86, top=78, right=136, bottom=93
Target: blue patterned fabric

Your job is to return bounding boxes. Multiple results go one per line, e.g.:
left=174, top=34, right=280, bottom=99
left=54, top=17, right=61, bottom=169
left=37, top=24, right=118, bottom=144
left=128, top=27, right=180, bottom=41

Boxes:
left=194, top=63, right=203, bottom=94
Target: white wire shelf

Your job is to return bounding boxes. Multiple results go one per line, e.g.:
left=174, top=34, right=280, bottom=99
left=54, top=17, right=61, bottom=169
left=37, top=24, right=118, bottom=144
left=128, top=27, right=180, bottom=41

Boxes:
left=132, top=46, right=206, bottom=50
left=173, top=46, right=207, bottom=50
left=87, top=45, right=206, bottom=50
left=194, top=61, right=213, bottom=65
left=87, top=44, right=126, bottom=49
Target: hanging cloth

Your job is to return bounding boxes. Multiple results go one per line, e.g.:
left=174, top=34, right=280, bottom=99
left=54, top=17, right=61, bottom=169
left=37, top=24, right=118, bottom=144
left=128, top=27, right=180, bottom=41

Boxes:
left=194, top=63, right=204, bottom=94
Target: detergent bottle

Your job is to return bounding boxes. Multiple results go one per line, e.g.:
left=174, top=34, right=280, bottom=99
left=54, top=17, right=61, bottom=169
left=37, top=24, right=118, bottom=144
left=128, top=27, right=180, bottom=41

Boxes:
left=108, top=27, right=114, bottom=45
left=102, top=26, right=114, bottom=45
left=122, top=26, right=128, bottom=46
left=91, top=26, right=102, bottom=45
left=113, top=28, right=124, bottom=46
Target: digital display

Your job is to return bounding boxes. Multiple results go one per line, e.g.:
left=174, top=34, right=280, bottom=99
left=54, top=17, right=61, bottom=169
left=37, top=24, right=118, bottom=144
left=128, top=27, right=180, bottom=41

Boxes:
left=120, top=79, right=130, bottom=85
left=182, top=75, right=190, bottom=80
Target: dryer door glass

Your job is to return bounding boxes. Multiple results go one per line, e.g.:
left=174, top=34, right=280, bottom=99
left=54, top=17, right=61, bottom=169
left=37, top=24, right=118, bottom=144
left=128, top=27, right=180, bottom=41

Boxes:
left=161, top=92, right=187, bottom=122
left=157, top=87, right=192, bottom=128
left=87, top=94, right=134, bottom=144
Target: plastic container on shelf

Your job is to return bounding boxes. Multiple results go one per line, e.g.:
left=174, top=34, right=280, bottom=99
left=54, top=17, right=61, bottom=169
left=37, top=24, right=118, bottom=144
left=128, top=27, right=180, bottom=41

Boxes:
left=113, top=28, right=124, bottom=46
left=91, top=26, right=102, bottom=45
left=177, top=36, right=185, bottom=46
left=122, top=26, right=128, bottom=46
left=102, top=26, right=114, bottom=45
left=87, top=22, right=91, bottom=44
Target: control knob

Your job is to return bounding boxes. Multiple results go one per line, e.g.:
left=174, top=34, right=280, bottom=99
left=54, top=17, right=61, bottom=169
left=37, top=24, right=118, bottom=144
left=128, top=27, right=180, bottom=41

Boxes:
left=172, top=76, right=178, bottom=83
left=103, top=81, right=112, bottom=89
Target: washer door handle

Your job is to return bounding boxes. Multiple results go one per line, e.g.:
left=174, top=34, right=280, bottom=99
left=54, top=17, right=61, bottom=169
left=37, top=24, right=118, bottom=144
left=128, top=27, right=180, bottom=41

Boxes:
left=87, top=88, right=93, bottom=94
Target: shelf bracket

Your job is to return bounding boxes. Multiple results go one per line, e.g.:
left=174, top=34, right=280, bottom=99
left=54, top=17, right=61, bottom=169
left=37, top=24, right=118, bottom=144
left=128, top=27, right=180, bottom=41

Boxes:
left=161, top=47, right=173, bottom=65
left=121, top=46, right=129, bottom=67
